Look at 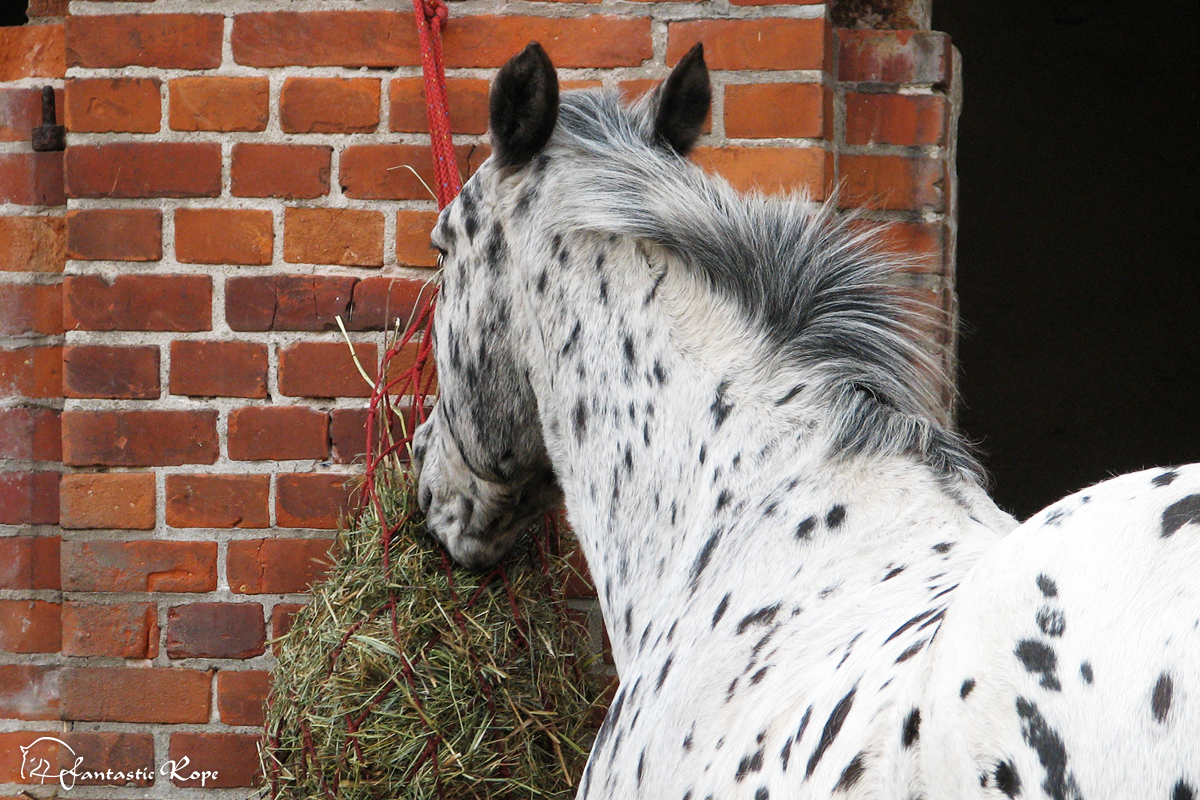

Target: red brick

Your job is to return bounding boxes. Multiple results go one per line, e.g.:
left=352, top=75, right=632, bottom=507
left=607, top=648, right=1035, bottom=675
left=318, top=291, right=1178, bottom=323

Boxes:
left=228, top=406, right=329, bottom=461
left=0, top=600, right=60, bottom=653
left=398, top=211, right=442, bottom=268
left=65, top=208, right=162, bottom=261
left=390, top=77, right=489, bottom=134
left=837, top=30, right=952, bottom=85
left=227, top=538, right=335, bottom=593
left=845, top=92, right=946, bottom=147
left=170, top=76, right=269, bottom=132
left=65, top=142, right=221, bottom=199
left=0, top=87, right=62, bottom=142
left=0, top=407, right=61, bottom=461
left=0, top=151, right=65, bottom=206
left=0, top=23, right=65, bottom=81
left=668, top=19, right=826, bottom=71
left=217, top=670, right=270, bottom=726
left=224, top=274, right=356, bottom=332
left=0, top=216, right=65, bottom=272
left=0, top=345, right=61, bottom=399
left=383, top=341, right=436, bottom=396
left=175, top=208, right=274, bottom=265
left=444, top=16, right=652, bottom=68
left=277, top=473, right=356, bottom=530
left=0, top=283, right=63, bottom=336
left=170, top=340, right=268, bottom=398
left=271, top=602, right=305, bottom=646
left=64, top=77, right=161, bottom=133
left=329, top=404, right=413, bottom=465
left=167, top=602, right=265, bottom=659
left=232, top=11, right=419, bottom=68
left=166, top=474, right=270, bottom=529
left=0, top=665, right=61, bottom=720
left=61, top=601, right=158, bottom=658
left=346, top=276, right=427, bottom=331
left=62, top=666, right=211, bottom=723
left=63, top=345, right=160, bottom=399
left=725, top=83, right=829, bottom=139
left=692, top=146, right=832, bottom=198
left=279, top=341, right=377, bottom=398
left=339, top=143, right=481, bottom=201
left=840, top=154, right=945, bottom=211
left=231, top=143, right=332, bottom=199
left=27, top=0, right=69, bottom=15
left=169, top=733, right=262, bottom=788
left=61, top=539, right=217, bottom=592
left=0, top=472, right=59, bottom=525
left=848, top=220, right=945, bottom=274
left=60, top=472, right=156, bottom=530
left=283, top=208, right=384, bottom=267
left=62, top=409, right=218, bottom=466
left=280, top=77, right=380, bottom=133
left=64, top=274, right=211, bottom=331
left=66, top=14, right=223, bottom=70
left=0, top=536, right=60, bottom=590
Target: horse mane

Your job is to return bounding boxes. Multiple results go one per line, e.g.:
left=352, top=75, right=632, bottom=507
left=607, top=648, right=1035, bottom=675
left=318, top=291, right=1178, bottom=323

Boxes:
left=544, top=88, right=983, bottom=482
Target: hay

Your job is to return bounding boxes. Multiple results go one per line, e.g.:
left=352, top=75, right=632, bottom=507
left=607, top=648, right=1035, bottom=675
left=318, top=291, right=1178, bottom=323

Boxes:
left=261, top=463, right=607, bottom=799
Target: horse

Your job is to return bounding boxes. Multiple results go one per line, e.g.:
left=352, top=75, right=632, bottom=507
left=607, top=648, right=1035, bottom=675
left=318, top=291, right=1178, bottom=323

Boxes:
left=411, top=42, right=1200, bottom=799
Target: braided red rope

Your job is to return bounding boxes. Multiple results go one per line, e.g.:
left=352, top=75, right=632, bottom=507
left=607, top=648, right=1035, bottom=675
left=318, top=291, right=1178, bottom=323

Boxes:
left=412, top=0, right=462, bottom=207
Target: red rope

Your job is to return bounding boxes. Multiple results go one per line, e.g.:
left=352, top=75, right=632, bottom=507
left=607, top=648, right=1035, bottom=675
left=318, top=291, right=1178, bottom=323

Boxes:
left=412, top=0, right=462, bottom=208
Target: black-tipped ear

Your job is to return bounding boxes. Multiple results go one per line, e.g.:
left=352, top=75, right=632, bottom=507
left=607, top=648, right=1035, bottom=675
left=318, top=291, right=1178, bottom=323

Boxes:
left=655, top=43, right=710, bottom=156
left=489, top=42, right=560, bottom=169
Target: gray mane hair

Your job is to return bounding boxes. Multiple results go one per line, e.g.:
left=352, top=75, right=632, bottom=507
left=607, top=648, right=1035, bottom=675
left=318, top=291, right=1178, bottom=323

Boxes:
left=534, top=88, right=983, bottom=482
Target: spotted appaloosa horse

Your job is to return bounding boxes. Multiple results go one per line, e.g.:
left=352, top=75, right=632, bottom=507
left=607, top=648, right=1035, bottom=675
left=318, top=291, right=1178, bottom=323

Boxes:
left=411, top=42, right=1200, bottom=799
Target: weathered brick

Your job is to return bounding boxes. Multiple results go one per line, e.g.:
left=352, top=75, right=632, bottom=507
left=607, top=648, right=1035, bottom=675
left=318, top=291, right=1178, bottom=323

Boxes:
left=840, top=154, right=945, bottom=211
left=0, top=536, right=60, bottom=590
left=848, top=220, right=945, bottom=274
left=346, top=276, right=427, bottom=331
left=168, top=733, right=262, bottom=787
left=444, top=16, right=652, bottom=68
left=66, top=14, right=223, bottom=70
left=270, top=602, right=305, bottom=647
left=224, top=274, right=356, bottom=332
left=27, top=0, right=69, bottom=16
left=61, top=601, right=158, bottom=658
left=62, top=409, right=218, bottom=466
left=0, top=664, right=61, bottom=720
left=0, top=216, right=65, bottom=272
left=63, top=77, right=161, bottom=133
left=330, top=406, right=408, bottom=465
left=0, top=151, right=66, bottom=206
left=278, top=341, right=377, bottom=398
left=0, top=407, right=61, bottom=461
left=692, top=146, right=831, bottom=198
left=169, top=76, right=269, bottom=132
left=169, top=340, right=268, bottom=398
left=62, top=666, right=211, bottom=723
left=0, top=87, right=62, bottom=142
left=0, top=472, right=59, bottom=525
left=165, top=474, right=270, bottom=529
left=62, top=345, right=160, bottom=399
left=339, top=144, right=483, bottom=201
left=217, top=670, right=270, bottom=726
left=167, top=602, right=265, bottom=659
left=0, top=283, right=63, bottom=336
left=396, top=211, right=441, bottom=268
left=845, top=91, right=946, bottom=146
left=228, top=406, right=329, bottom=462
left=65, top=142, right=222, bottom=199
left=60, top=472, right=156, bottom=530
left=232, top=11, right=419, bottom=68
left=0, top=23, right=65, bottom=81
left=230, top=143, right=332, bottom=199
left=0, top=345, right=61, bottom=399
left=283, top=208, right=384, bottom=267
left=668, top=19, right=826, bottom=71
left=65, top=208, right=162, bottom=262
left=725, top=83, right=830, bottom=140
left=390, top=77, right=489, bottom=134
left=61, top=539, right=217, bottom=592
left=227, top=537, right=335, bottom=593
left=280, top=77, right=380, bottom=133
left=0, top=600, right=61, bottom=653
left=175, top=208, right=274, bottom=265
left=64, top=274, right=211, bottom=331
left=277, top=473, right=356, bottom=530
left=837, top=30, right=952, bottom=85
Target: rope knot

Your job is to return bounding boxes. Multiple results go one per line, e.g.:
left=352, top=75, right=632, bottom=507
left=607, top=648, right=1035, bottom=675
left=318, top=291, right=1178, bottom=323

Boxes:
left=422, top=0, right=448, bottom=29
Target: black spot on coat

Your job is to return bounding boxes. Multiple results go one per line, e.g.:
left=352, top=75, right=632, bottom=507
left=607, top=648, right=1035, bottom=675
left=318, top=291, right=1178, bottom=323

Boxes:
left=825, top=504, right=846, bottom=528
left=805, top=686, right=856, bottom=778
left=902, top=708, right=920, bottom=748
left=994, top=760, right=1022, bottom=798
left=1152, top=672, right=1173, bottom=723
left=834, top=752, right=866, bottom=791
left=961, top=678, right=976, bottom=699
left=1015, top=696, right=1081, bottom=800
left=1036, top=574, right=1058, bottom=597
left=1015, top=639, right=1062, bottom=691
left=1036, top=607, right=1066, bottom=637
left=1161, top=494, right=1200, bottom=538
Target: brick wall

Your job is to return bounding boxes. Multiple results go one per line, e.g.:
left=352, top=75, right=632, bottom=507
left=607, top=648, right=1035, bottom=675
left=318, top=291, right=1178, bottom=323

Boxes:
left=0, top=1, right=958, bottom=797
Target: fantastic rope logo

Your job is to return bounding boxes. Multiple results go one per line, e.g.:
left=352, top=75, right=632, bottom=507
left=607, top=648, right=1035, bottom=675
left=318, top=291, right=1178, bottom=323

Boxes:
left=18, top=736, right=218, bottom=789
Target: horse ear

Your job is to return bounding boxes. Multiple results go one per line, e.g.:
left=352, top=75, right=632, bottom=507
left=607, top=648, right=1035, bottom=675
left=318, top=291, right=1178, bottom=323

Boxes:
left=655, top=43, right=711, bottom=156
left=489, top=42, right=560, bottom=169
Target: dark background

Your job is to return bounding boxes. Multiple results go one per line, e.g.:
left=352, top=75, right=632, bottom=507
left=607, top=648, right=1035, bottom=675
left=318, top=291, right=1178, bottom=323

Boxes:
left=934, top=0, right=1199, bottom=518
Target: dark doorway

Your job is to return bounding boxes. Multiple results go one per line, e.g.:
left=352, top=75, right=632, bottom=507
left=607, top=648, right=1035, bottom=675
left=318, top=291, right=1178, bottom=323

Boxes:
left=934, top=0, right=1200, bottom=519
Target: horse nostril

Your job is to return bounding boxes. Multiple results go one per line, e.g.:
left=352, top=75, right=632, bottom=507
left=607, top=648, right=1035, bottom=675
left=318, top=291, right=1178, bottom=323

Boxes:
left=420, top=486, right=433, bottom=511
